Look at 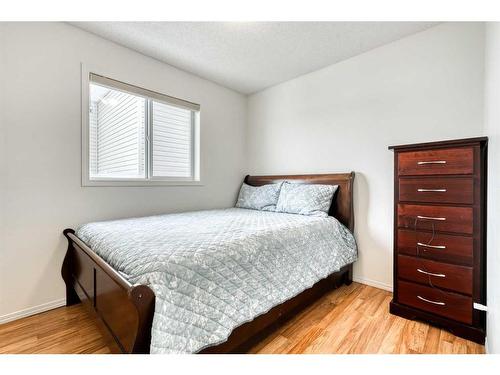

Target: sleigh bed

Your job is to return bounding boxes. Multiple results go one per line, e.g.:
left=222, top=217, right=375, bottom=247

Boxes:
left=61, top=172, right=356, bottom=353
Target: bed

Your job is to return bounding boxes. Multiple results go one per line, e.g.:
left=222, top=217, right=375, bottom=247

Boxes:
left=61, top=173, right=356, bottom=353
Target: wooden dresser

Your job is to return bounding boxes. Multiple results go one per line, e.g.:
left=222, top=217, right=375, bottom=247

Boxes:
left=389, top=137, right=487, bottom=344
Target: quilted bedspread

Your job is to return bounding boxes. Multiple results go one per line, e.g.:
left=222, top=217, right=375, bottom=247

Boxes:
left=76, top=208, right=357, bottom=353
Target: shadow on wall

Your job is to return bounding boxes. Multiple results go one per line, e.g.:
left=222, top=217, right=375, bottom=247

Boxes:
left=29, top=235, right=67, bottom=309
left=352, top=172, right=393, bottom=289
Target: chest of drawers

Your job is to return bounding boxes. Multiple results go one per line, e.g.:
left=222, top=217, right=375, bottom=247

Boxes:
left=389, top=137, right=487, bottom=344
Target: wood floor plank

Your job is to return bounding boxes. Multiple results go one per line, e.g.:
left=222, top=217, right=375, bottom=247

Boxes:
left=422, top=326, right=441, bottom=354
left=347, top=294, right=395, bottom=353
left=398, top=320, right=429, bottom=354
left=302, top=305, right=365, bottom=353
left=377, top=314, right=407, bottom=353
left=0, top=283, right=485, bottom=354
left=253, top=335, right=290, bottom=354
left=335, top=289, right=389, bottom=354
left=286, top=326, right=324, bottom=354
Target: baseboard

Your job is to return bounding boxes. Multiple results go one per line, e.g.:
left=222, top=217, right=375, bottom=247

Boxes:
left=353, top=276, right=393, bottom=292
left=0, top=298, right=66, bottom=325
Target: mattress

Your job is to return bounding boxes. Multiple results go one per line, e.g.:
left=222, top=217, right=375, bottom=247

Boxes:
left=76, top=207, right=357, bottom=353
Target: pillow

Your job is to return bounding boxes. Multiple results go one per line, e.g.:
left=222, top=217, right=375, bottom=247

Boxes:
left=235, top=182, right=283, bottom=211
left=275, top=182, right=338, bottom=217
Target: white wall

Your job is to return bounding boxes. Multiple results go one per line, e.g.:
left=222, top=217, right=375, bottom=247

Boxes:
left=0, top=22, right=247, bottom=320
left=483, top=22, right=500, bottom=354
left=247, top=23, right=485, bottom=291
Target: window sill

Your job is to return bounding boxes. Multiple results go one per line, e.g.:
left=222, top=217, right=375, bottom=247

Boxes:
left=82, top=179, right=203, bottom=187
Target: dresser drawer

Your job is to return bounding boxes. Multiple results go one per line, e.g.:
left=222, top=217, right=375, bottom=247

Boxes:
left=399, top=177, right=473, bottom=204
left=397, top=229, right=473, bottom=265
left=397, top=204, right=473, bottom=235
left=397, top=255, right=472, bottom=295
left=397, top=280, right=472, bottom=324
left=398, top=147, right=473, bottom=176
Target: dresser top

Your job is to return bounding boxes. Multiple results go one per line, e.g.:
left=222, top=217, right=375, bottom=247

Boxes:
left=388, top=136, right=488, bottom=151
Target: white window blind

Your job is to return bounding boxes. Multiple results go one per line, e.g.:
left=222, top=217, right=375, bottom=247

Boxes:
left=85, top=73, right=200, bottom=185
left=152, top=101, right=193, bottom=178
left=89, top=85, right=146, bottom=179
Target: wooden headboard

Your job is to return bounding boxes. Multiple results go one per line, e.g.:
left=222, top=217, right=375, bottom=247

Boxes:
left=244, top=172, right=355, bottom=232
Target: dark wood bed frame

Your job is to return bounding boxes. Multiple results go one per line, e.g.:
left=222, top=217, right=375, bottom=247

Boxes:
left=62, top=172, right=355, bottom=353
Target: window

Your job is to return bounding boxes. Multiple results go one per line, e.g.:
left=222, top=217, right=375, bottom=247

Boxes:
left=83, top=72, right=200, bottom=186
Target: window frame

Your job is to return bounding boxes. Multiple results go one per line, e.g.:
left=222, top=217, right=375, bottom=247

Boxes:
left=81, top=64, right=201, bottom=187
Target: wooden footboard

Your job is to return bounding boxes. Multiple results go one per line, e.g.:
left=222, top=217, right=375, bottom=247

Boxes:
left=62, top=229, right=155, bottom=353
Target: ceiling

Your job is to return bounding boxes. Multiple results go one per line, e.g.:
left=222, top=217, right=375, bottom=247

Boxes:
left=71, top=22, right=439, bottom=94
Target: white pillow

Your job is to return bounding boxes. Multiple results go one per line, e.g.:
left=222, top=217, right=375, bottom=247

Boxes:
left=235, top=182, right=283, bottom=211
left=275, top=182, right=338, bottom=217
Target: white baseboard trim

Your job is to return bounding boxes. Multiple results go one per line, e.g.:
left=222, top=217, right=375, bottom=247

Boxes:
left=0, top=298, right=66, bottom=325
left=353, top=276, right=393, bottom=292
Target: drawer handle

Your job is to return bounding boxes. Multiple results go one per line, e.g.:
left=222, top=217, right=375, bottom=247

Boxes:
left=417, top=268, right=446, bottom=278
left=417, top=242, right=446, bottom=250
left=417, top=160, right=447, bottom=165
left=417, top=215, right=446, bottom=221
left=417, top=188, right=447, bottom=192
left=417, top=295, right=446, bottom=306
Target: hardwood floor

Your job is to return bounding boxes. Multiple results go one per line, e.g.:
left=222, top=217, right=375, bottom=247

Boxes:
left=0, top=283, right=485, bottom=354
